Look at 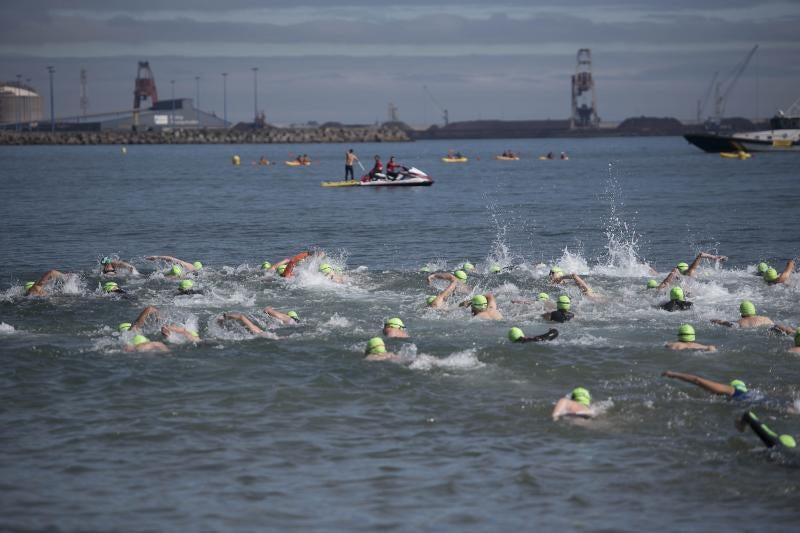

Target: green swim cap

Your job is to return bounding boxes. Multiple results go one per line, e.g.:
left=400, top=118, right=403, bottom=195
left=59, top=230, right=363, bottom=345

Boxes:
left=131, top=334, right=148, bottom=345
left=779, top=434, right=797, bottom=448
left=319, top=263, right=333, bottom=274
left=454, top=270, right=467, bottom=281
left=508, top=327, right=525, bottom=342
left=764, top=268, right=778, bottom=282
left=287, top=311, right=299, bottom=321
left=118, top=322, right=132, bottom=332
left=103, top=281, right=119, bottom=293
left=678, top=323, right=696, bottom=342
left=729, top=379, right=748, bottom=393
left=537, top=292, right=550, bottom=302
left=261, top=261, right=272, bottom=270
left=676, top=262, right=689, bottom=274
left=550, top=266, right=563, bottom=275
left=420, top=266, right=432, bottom=273
left=192, top=261, right=203, bottom=270
left=462, top=262, right=475, bottom=271
left=24, top=281, right=35, bottom=291
left=739, top=300, right=756, bottom=317
left=471, top=294, right=488, bottom=311
left=277, top=264, right=287, bottom=275
left=101, top=256, right=112, bottom=265
left=489, top=264, right=502, bottom=273
left=557, top=295, right=571, bottom=311
left=384, top=317, right=405, bottom=329
left=426, top=295, right=437, bottom=306
left=188, top=330, right=199, bottom=338
left=366, top=337, right=386, bottom=355
left=169, top=265, right=183, bottom=276
left=647, top=279, right=658, bottom=289
left=670, top=286, right=685, bottom=302
left=571, top=387, right=591, bottom=406
left=757, top=262, right=769, bottom=274
left=179, top=279, right=194, bottom=292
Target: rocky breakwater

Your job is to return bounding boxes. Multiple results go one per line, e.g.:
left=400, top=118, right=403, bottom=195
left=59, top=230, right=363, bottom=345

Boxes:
left=0, top=125, right=410, bottom=145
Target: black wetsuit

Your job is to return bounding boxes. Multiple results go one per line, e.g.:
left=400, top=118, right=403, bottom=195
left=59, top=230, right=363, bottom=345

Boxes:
left=519, top=329, right=559, bottom=343
left=177, top=289, right=205, bottom=296
left=739, top=411, right=796, bottom=450
left=548, top=310, right=574, bottom=323
left=659, top=299, right=693, bottom=312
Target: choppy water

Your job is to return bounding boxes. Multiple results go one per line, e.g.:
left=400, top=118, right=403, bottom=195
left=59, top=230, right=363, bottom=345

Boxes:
left=1, top=138, right=799, bottom=531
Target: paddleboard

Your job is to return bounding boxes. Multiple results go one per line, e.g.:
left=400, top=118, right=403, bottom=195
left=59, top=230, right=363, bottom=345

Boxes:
left=286, top=160, right=312, bottom=166
left=321, top=180, right=360, bottom=187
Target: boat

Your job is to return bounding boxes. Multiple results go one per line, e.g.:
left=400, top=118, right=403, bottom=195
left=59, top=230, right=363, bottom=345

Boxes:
left=321, top=166, right=433, bottom=188
left=285, top=160, right=312, bottom=166
left=495, top=155, right=520, bottom=161
left=442, top=155, right=468, bottom=163
left=720, top=151, right=752, bottom=159
left=685, top=101, right=800, bottom=153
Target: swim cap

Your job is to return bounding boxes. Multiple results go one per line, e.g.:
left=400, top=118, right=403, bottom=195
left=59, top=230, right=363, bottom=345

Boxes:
left=24, top=281, right=34, bottom=291
left=471, top=294, right=488, bottom=311
left=277, top=264, right=287, bottom=275
left=571, top=387, right=591, bottom=406
left=169, top=265, right=183, bottom=276
left=676, top=262, right=689, bottom=274
left=557, top=295, right=571, bottom=311
left=420, top=266, right=432, bottom=273
left=647, top=279, right=658, bottom=289
left=739, top=300, right=756, bottom=317
left=779, top=434, right=797, bottom=448
left=192, top=261, right=203, bottom=270
left=757, top=262, right=769, bottom=274
left=462, top=262, right=475, bottom=271
left=550, top=266, right=563, bottom=275
left=537, top=292, right=550, bottom=302
left=287, top=311, right=299, bottom=321
left=729, top=379, right=748, bottom=393
left=261, top=261, right=272, bottom=270
left=101, top=256, right=112, bottom=265
left=103, top=281, right=119, bottom=293
left=426, top=295, right=437, bottom=306
left=508, top=327, right=525, bottom=342
left=385, top=317, right=405, bottom=329
left=489, top=264, right=502, bottom=273
left=179, top=279, right=194, bottom=292
left=188, top=330, right=199, bottom=338
left=131, top=334, right=148, bottom=345
left=764, top=268, right=778, bottom=282
left=670, top=286, right=685, bottom=302
left=319, top=263, right=333, bottom=274
left=366, top=337, right=386, bottom=355
left=454, top=270, right=467, bottom=281
left=678, top=324, right=696, bottom=342
left=118, top=322, right=132, bottom=332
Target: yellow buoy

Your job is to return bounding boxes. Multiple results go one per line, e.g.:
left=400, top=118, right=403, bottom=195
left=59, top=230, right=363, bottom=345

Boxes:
left=232, top=155, right=241, bottom=166
left=121, top=146, right=127, bottom=154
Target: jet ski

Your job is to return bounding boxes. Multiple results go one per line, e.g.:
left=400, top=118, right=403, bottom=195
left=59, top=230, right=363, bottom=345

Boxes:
left=321, top=166, right=434, bottom=188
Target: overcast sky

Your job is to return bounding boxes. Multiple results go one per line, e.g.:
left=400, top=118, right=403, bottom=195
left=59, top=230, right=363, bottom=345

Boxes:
left=1, top=0, right=798, bottom=126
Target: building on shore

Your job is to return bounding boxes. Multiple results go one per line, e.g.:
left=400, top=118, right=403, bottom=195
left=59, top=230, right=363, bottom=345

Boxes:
left=0, top=82, right=43, bottom=127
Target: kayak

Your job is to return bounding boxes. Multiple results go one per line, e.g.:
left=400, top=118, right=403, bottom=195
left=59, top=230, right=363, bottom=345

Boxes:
left=495, top=155, right=520, bottom=161
left=720, top=151, right=752, bottom=159
left=538, top=156, right=553, bottom=160
left=442, top=156, right=468, bottom=163
left=321, top=166, right=433, bottom=188
left=285, top=160, right=311, bottom=166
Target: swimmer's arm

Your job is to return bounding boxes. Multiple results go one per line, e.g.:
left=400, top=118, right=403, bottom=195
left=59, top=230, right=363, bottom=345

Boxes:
left=221, top=312, right=264, bottom=335
left=662, top=371, right=732, bottom=395
left=657, top=268, right=679, bottom=290
left=777, top=259, right=795, bottom=284
left=770, top=324, right=796, bottom=336
left=126, top=341, right=170, bottom=353
left=27, top=269, right=66, bottom=295
left=486, top=293, right=498, bottom=311
left=428, top=272, right=457, bottom=284
left=161, top=324, right=199, bottom=342
left=570, top=274, right=593, bottom=295
left=710, top=319, right=735, bottom=328
left=131, top=306, right=160, bottom=330
left=145, top=256, right=195, bottom=270
left=686, top=251, right=726, bottom=276
left=264, top=307, right=293, bottom=324
left=110, top=260, right=137, bottom=272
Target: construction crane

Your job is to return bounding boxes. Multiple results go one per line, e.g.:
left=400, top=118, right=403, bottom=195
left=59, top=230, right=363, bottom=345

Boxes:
left=423, top=85, right=449, bottom=126
left=709, top=45, right=758, bottom=128
left=696, top=71, right=718, bottom=123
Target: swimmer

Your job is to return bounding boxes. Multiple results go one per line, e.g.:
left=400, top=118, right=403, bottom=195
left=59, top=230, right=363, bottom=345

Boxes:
left=383, top=317, right=409, bottom=338
left=124, top=305, right=160, bottom=332
left=264, top=307, right=300, bottom=325
left=100, top=257, right=139, bottom=276
left=462, top=294, right=502, bottom=320
left=102, top=281, right=126, bottom=294
left=646, top=279, right=658, bottom=289
left=763, top=259, right=795, bottom=285
left=318, top=263, right=345, bottom=283
left=755, top=262, right=770, bottom=277
left=218, top=312, right=279, bottom=339
left=363, top=337, right=400, bottom=362
left=426, top=272, right=464, bottom=309
left=548, top=266, right=567, bottom=284
left=177, top=279, right=203, bottom=295
left=145, top=256, right=203, bottom=272
left=665, top=324, right=716, bottom=352
left=260, top=261, right=272, bottom=271
left=657, top=251, right=727, bottom=290
left=543, top=295, right=574, bottom=323
left=552, top=387, right=596, bottom=420
left=658, top=286, right=693, bottom=312
left=662, top=371, right=751, bottom=400
left=124, top=334, right=170, bottom=353
left=710, top=300, right=773, bottom=329
left=508, top=327, right=559, bottom=343
left=160, top=324, right=200, bottom=343
left=461, top=261, right=475, bottom=272
left=736, top=411, right=797, bottom=450
left=512, top=292, right=555, bottom=310
left=25, top=269, right=67, bottom=296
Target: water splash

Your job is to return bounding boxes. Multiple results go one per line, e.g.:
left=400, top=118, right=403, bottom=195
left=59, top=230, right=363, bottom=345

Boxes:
left=409, top=347, right=485, bottom=372
left=0, top=322, right=17, bottom=334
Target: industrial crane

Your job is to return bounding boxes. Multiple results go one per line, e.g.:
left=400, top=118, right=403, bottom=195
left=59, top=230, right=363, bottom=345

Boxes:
left=423, top=85, right=449, bottom=126
left=708, top=45, right=758, bottom=128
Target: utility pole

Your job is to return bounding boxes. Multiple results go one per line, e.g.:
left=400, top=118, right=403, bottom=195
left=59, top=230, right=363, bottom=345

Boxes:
left=252, top=67, right=259, bottom=123
left=47, top=66, right=55, bottom=133
left=195, top=75, right=200, bottom=110
left=222, top=72, right=228, bottom=126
